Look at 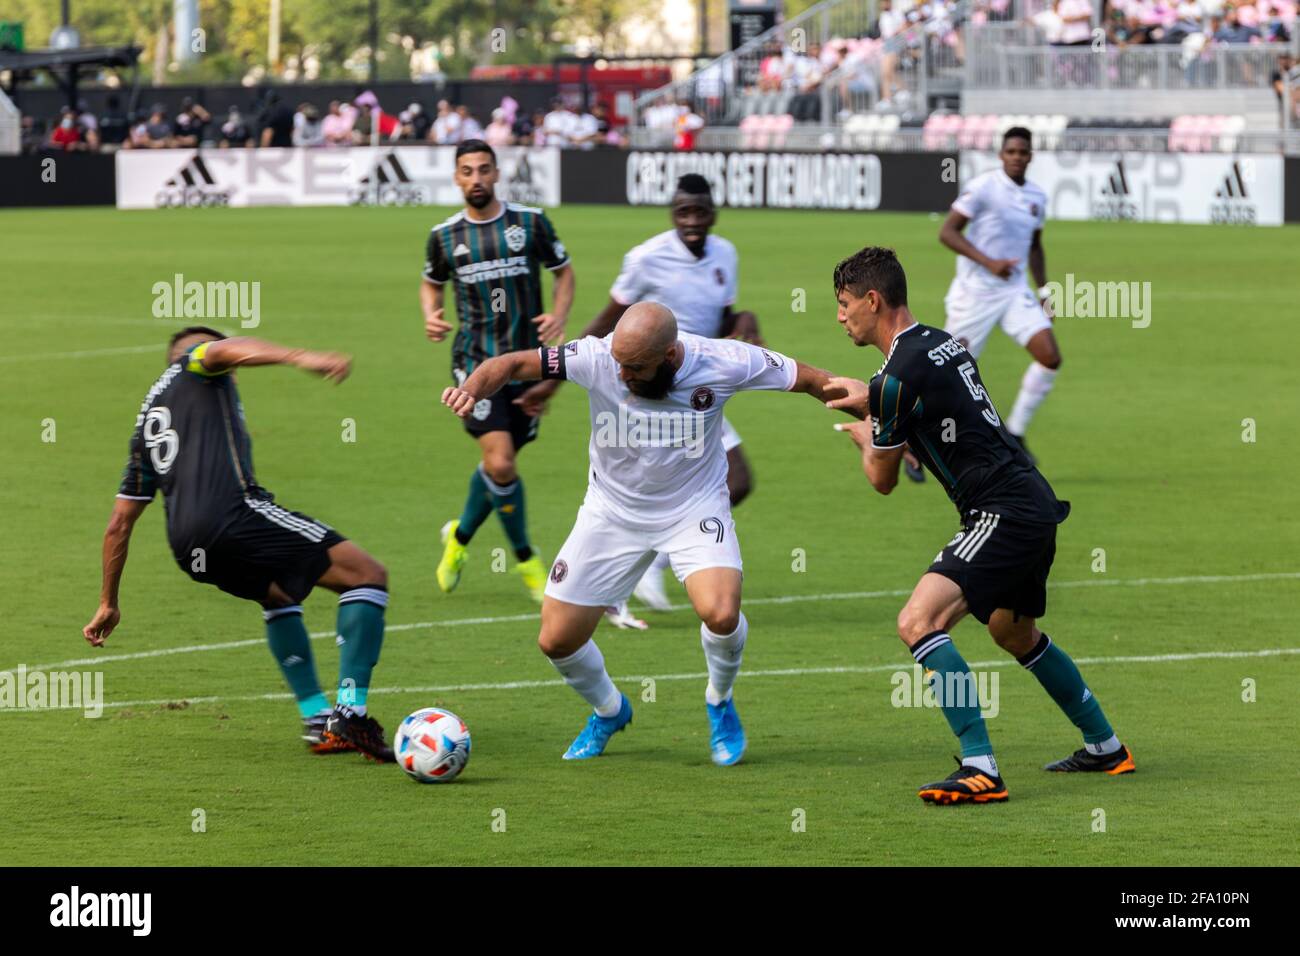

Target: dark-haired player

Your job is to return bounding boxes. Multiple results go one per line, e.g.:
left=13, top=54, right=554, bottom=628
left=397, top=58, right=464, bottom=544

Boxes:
left=518, top=173, right=762, bottom=618
left=826, top=247, right=1133, bottom=805
left=83, top=327, right=395, bottom=761
left=423, top=139, right=574, bottom=603
left=939, top=127, right=1058, bottom=462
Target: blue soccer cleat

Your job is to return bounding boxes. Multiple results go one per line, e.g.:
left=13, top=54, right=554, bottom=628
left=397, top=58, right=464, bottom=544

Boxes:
left=562, top=694, right=633, bottom=760
left=707, top=698, right=747, bottom=766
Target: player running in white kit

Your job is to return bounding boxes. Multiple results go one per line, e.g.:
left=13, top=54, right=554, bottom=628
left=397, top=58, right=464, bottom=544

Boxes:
left=939, top=127, right=1061, bottom=463
left=515, top=174, right=763, bottom=619
left=441, top=301, right=858, bottom=766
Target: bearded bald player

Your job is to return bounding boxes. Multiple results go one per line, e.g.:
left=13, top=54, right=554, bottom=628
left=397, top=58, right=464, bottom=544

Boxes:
left=442, top=302, right=859, bottom=766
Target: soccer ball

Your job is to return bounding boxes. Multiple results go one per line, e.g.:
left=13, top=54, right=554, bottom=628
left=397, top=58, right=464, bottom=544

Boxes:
left=394, top=707, right=471, bottom=784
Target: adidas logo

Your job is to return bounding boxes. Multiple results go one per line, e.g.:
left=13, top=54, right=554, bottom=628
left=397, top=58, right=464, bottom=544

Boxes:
left=1098, top=159, right=1129, bottom=197
left=358, top=150, right=412, bottom=185
left=453, top=243, right=470, bottom=257
left=1082, top=688, right=1092, bottom=703
left=281, top=655, right=304, bottom=667
left=349, top=151, right=432, bottom=206
left=1215, top=161, right=1249, bottom=200
left=164, top=155, right=217, bottom=187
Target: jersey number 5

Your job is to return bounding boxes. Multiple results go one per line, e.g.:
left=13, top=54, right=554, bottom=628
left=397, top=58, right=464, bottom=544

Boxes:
left=957, top=362, right=1001, bottom=427
left=143, top=407, right=180, bottom=474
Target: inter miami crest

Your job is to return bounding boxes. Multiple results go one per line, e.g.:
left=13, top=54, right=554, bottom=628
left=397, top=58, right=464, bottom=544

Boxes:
left=1030, top=203, right=1040, bottom=217
left=550, top=559, right=568, bottom=583
left=504, top=223, right=527, bottom=253
left=714, top=268, right=725, bottom=285
left=690, top=386, right=715, bottom=411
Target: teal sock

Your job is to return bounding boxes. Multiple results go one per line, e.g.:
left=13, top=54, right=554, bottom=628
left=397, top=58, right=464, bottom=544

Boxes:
left=483, top=470, right=533, bottom=562
left=335, top=587, right=388, bottom=715
left=456, top=466, right=495, bottom=545
left=912, top=631, right=993, bottom=758
left=264, top=606, right=328, bottom=719
left=1019, top=634, right=1114, bottom=743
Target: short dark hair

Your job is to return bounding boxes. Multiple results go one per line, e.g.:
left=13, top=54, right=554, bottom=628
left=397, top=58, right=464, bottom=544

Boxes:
left=676, top=173, right=712, bottom=196
left=833, top=246, right=908, bottom=308
left=1003, top=126, right=1032, bottom=148
left=454, top=139, right=495, bottom=165
left=168, top=325, right=226, bottom=359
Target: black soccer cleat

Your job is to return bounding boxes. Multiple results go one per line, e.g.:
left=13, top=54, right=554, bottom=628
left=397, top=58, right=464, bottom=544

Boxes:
left=324, top=709, right=395, bottom=763
left=917, top=759, right=1008, bottom=805
left=1044, top=744, right=1136, bottom=775
left=903, top=457, right=926, bottom=483
left=303, top=713, right=355, bottom=754
left=1008, top=432, right=1037, bottom=467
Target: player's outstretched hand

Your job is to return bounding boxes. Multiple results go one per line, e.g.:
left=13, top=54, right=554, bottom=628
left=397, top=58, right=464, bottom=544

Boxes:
left=425, top=307, right=452, bottom=342
left=834, top=420, right=874, bottom=451
left=988, top=258, right=1019, bottom=279
left=83, top=604, right=120, bottom=646
left=824, top=375, right=871, bottom=414
left=302, top=351, right=351, bottom=383
left=442, top=386, right=478, bottom=418
left=531, top=312, right=565, bottom=343
left=514, top=379, right=560, bottom=417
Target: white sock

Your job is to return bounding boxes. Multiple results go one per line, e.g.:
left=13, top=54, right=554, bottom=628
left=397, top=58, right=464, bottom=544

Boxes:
left=962, top=754, right=1000, bottom=777
left=1005, top=362, right=1058, bottom=436
left=650, top=552, right=671, bottom=572
left=1085, top=734, right=1122, bottom=756
left=549, top=641, right=621, bottom=717
left=701, top=612, right=748, bottom=706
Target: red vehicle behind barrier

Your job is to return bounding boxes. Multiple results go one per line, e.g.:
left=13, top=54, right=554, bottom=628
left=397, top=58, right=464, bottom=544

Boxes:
left=470, top=64, right=672, bottom=127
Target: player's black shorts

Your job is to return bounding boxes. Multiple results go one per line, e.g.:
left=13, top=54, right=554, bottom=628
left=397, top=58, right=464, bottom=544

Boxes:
left=459, top=380, right=539, bottom=450
left=174, top=499, right=345, bottom=604
left=928, top=509, right=1059, bottom=625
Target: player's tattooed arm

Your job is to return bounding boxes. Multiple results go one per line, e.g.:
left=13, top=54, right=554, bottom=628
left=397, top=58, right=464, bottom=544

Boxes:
left=196, top=338, right=352, bottom=383
left=84, top=496, right=150, bottom=645
left=938, top=210, right=1017, bottom=280
left=533, top=263, right=574, bottom=343
left=442, top=350, right=544, bottom=418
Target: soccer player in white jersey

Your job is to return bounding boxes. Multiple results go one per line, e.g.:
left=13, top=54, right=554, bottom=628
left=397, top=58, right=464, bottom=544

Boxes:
left=518, top=174, right=764, bottom=617
left=441, top=302, right=858, bottom=765
left=939, top=127, right=1060, bottom=463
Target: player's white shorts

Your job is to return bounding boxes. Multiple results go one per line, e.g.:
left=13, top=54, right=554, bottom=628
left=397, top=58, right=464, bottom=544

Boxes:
left=943, top=279, right=1052, bottom=359
left=721, top=415, right=742, bottom=452
left=545, top=492, right=742, bottom=607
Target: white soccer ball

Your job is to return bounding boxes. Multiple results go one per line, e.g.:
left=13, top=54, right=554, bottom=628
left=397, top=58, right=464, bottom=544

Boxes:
left=394, top=707, right=471, bottom=784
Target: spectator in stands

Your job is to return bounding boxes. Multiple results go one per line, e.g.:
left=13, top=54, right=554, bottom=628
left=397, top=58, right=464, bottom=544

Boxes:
left=429, top=99, right=460, bottom=144
left=877, top=0, right=908, bottom=105
left=591, top=102, right=617, bottom=145
left=512, top=108, right=544, bottom=145
left=1214, top=3, right=1262, bottom=40
left=402, top=102, right=432, bottom=141
left=485, top=107, right=514, bottom=146
left=129, top=105, right=174, bottom=149
left=98, top=95, right=130, bottom=149
left=258, top=91, right=295, bottom=147
left=292, top=103, right=323, bottom=146
left=321, top=100, right=354, bottom=146
left=20, top=115, right=42, bottom=154
left=1273, top=50, right=1300, bottom=125
left=47, top=106, right=86, bottom=152
left=789, top=41, right=826, bottom=121
left=351, top=92, right=400, bottom=143
left=173, top=97, right=211, bottom=147
left=673, top=106, right=704, bottom=150
left=453, top=104, right=483, bottom=142
left=543, top=98, right=577, bottom=146
left=570, top=102, right=603, bottom=148
left=1057, top=0, right=1096, bottom=45
left=220, top=106, right=253, bottom=148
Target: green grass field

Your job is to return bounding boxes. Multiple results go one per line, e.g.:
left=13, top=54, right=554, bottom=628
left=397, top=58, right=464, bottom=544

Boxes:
left=1, top=204, right=1296, bottom=866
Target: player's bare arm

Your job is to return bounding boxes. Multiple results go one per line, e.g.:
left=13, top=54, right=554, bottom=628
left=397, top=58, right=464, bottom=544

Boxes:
left=1029, top=229, right=1052, bottom=317
left=719, top=306, right=764, bottom=345
left=580, top=297, right=630, bottom=338
left=939, top=210, right=1017, bottom=280
left=516, top=288, right=613, bottom=415
left=84, top=496, right=150, bottom=645
left=197, top=337, right=352, bottom=382
left=421, top=279, right=452, bottom=342
left=795, top=365, right=866, bottom=420
left=532, top=262, right=574, bottom=343
left=834, top=419, right=904, bottom=495
left=442, top=349, right=544, bottom=417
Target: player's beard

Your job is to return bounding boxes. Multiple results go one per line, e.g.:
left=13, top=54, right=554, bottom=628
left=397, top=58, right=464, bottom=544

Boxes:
left=465, top=187, right=493, bottom=209
left=626, top=360, right=676, bottom=400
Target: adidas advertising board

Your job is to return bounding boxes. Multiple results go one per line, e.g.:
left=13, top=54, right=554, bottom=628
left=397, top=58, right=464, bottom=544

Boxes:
left=116, top=147, right=560, bottom=210
left=960, top=151, right=1283, bottom=226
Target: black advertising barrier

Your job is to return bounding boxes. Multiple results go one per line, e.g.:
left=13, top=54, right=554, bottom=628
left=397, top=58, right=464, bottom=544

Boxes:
left=562, top=147, right=959, bottom=212
left=0, top=153, right=116, bottom=207
left=1286, top=157, right=1300, bottom=223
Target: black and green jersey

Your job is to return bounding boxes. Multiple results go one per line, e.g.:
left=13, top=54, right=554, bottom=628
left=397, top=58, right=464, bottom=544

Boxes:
left=117, top=341, right=269, bottom=557
left=868, top=324, right=1068, bottom=525
left=422, top=202, right=570, bottom=377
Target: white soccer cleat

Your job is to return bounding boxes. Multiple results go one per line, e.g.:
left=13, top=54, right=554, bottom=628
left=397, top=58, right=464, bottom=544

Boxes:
left=632, top=567, right=673, bottom=612
left=604, top=601, right=649, bottom=630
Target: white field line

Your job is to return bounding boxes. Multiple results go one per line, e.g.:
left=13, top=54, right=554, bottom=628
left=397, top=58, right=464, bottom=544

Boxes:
left=20, top=570, right=1300, bottom=677
left=3, top=646, right=1297, bottom=715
